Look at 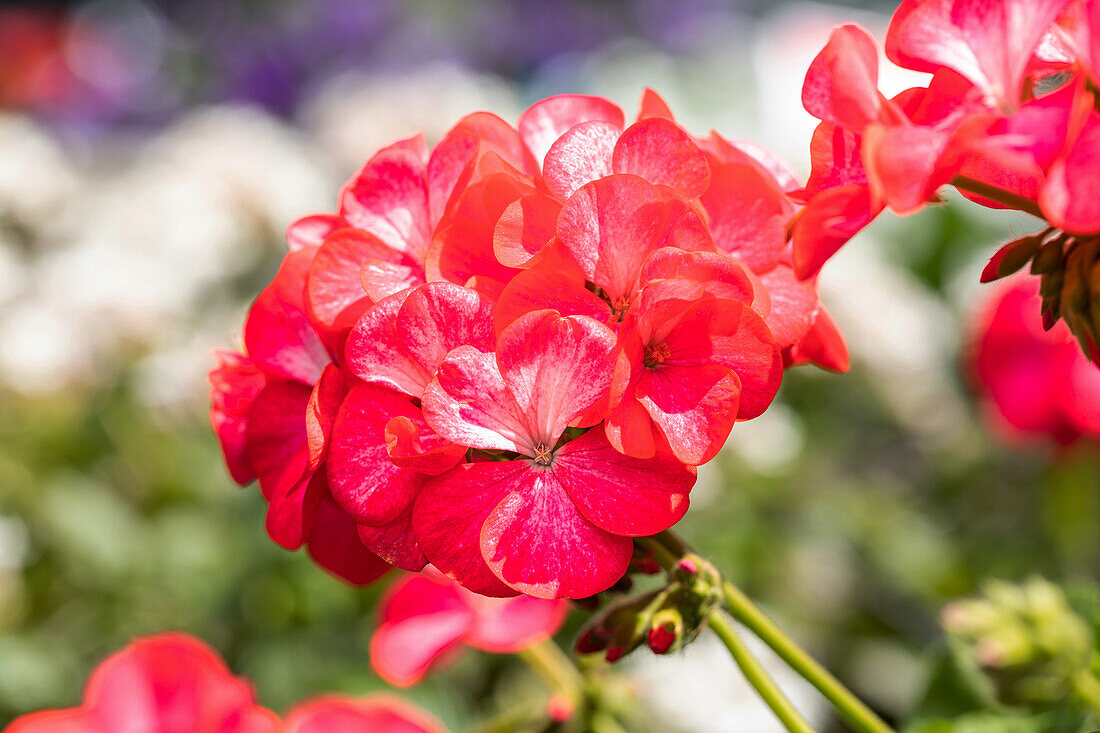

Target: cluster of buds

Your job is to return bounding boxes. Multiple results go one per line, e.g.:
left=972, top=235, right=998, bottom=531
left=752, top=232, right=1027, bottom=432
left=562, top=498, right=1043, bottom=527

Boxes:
left=941, top=577, right=1097, bottom=710
left=575, top=551, right=722, bottom=661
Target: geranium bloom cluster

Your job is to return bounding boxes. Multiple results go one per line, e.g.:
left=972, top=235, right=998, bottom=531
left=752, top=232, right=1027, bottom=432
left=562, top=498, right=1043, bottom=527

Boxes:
left=6, top=633, right=445, bottom=733
left=371, top=569, right=567, bottom=687
left=794, top=0, right=1100, bottom=361
left=971, top=276, right=1100, bottom=446
left=210, top=90, right=847, bottom=600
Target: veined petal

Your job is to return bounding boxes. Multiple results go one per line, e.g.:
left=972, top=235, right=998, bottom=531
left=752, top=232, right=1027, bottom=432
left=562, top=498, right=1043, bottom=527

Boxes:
left=246, top=380, right=311, bottom=502
left=635, top=363, right=741, bottom=465
left=480, top=466, right=633, bottom=599
left=613, top=118, right=711, bottom=198
left=543, top=121, right=619, bottom=201
left=305, top=364, right=347, bottom=473
left=286, top=213, right=341, bottom=252
left=493, top=194, right=562, bottom=268
left=345, top=290, right=428, bottom=397
left=396, top=282, right=496, bottom=385
left=757, top=264, right=820, bottom=350
left=357, top=504, right=428, bottom=572
left=306, top=228, right=402, bottom=338
left=493, top=255, right=612, bottom=337
left=497, top=310, right=617, bottom=446
left=554, top=428, right=694, bottom=534
left=327, top=384, right=431, bottom=525
left=413, top=462, right=524, bottom=598
left=791, top=184, right=880, bottom=280
left=637, top=88, right=676, bottom=121
left=266, top=471, right=326, bottom=551
left=306, top=496, right=392, bottom=586
left=1041, top=113, right=1100, bottom=235
left=209, top=350, right=266, bottom=486
left=640, top=248, right=755, bottom=305
left=385, top=416, right=468, bottom=476
left=802, top=23, right=883, bottom=130
left=700, top=162, right=793, bottom=273
left=518, top=94, right=625, bottom=168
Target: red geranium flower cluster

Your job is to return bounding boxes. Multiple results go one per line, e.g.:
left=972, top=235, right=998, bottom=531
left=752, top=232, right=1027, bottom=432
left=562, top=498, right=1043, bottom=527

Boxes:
left=794, top=0, right=1100, bottom=360
left=210, top=90, right=847, bottom=600
left=971, top=275, right=1100, bottom=446
left=371, top=568, right=567, bottom=687
left=6, top=633, right=444, bottom=733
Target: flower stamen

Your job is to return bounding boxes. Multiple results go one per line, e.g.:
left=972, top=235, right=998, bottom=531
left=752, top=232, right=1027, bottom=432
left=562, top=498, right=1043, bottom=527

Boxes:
left=644, top=342, right=671, bottom=368
left=533, top=443, right=554, bottom=466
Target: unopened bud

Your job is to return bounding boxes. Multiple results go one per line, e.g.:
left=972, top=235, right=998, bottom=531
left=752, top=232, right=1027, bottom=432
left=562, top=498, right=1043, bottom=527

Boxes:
left=982, top=231, right=1046, bottom=283
left=647, top=608, right=684, bottom=655
left=546, top=694, right=574, bottom=722
left=575, top=627, right=611, bottom=655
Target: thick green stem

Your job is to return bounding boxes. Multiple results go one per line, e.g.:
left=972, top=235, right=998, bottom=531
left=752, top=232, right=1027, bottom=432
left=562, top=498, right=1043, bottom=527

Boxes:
left=517, top=639, right=585, bottom=702
left=651, top=532, right=895, bottom=733
left=708, top=610, right=818, bottom=733
left=950, top=175, right=1045, bottom=220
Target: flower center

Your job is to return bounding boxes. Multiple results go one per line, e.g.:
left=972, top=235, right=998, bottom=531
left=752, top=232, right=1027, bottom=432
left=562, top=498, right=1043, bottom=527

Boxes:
left=612, top=295, right=631, bottom=316
left=533, top=443, right=554, bottom=466
left=643, top=342, right=671, bottom=368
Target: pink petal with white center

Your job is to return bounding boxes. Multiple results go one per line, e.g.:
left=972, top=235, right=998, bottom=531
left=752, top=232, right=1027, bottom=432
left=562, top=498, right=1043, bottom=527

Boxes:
left=345, top=290, right=427, bottom=397
left=306, top=495, right=392, bottom=586
left=553, top=428, right=694, bottom=535
left=246, top=379, right=311, bottom=502
left=422, top=346, right=534, bottom=454
left=385, top=415, right=467, bottom=476
left=327, top=384, right=431, bottom=525
left=802, top=23, right=883, bottom=131
left=266, top=471, right=326, bottom=550
left=700, top=162, right=793, bottom=273
left=543, top=121, right=620, bottom=201
left=1041, top=113, right=1100, bottom=235
left=357, top=504, right=428, bottom=572
left=480, top=466, right=633, bottom=599
left=340, top=134, right=431, bottom=263
left=885, top=0, right=1072, bottom=109
left=287, top=213, right=341, bottom=252
left=209, top=350, right=266, bottom=486
left=493, top=256, right=612, bottom=337
left=306, top=228, right=406, bottom=337
left=306, top=364, right=346, bottom=473
left=413, top=462, right=523, bottom=598
left=556, top=174, right=669, bottom=305
left=497, top=311, right=617, bottom=445
left=464, top=592, right=568, bottom=652
left=244, top=249, right=330, bottom=385
left=757, top=264, right=820, bottom=349
left=285, top=696, right=446, bottom=733
left=518, top=94, right=625, bottom=169
left=493, top=193, right=563, bottom=268
left=635, top=363, right=742, bottom=465
left=637, top=88, right=675, bottom=121
left=612, top=118, right=711, bottom=198
left=396, top=282, right=496, bottom=384
left=370, top=574, right=475, bottom=687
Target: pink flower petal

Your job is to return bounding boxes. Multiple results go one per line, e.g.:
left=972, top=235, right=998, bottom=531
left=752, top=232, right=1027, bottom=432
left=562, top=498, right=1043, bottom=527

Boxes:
left=543, top=121, right=620, bottom=200
left=360, top=259, right=425, bottom=303
left=385, top=416, right=468, bottom=476
left=636, top=88, right=675, bottom=121
left=396, top=283, right=496, bottom=385
left=1041, top=113, right=1100, bottom=235
left=285, top=695, right=446, bottom=733
left=422, top=346, right=535, bottom=454
left=306, top=495, right=391, bottom=586
left=244, top=249, right=330, bottom=385
left=493, top=194, right=562, bottom=268
left=464, top=592, right=568, bottom=652
left=785, top=305, right=850, bottom=372
left=802, top=23, right=883, bottom=131
left=246, top=380, right=311, bottom=502
left=340, top=134, right=431, bottom=264
left=635, top=364, right=742, bottom=466
left=306, top=228, right=405, bottom=338
left=554, top=428, right=694, bottom=534
left=287, top=213, right=341, bottom=252
left=209, top=350, right=266, bottom=486
left=700, top=161, right=793, bottom=273
left=496, top=310, right=617, bottom=446
left=480, top=466, right=633, bottom=599
left=370, top=574, right=475, bottom=687
left=327, top=384, right=431, bottom=525
left=757, top=264, right=820, bottom=350
left=604, top=388, right=658, bottom=460
left=357, top=505, right=428, bottom=572
left=640, top=248, right=755, bottom=305
left=266, top=471, right=326, bottom=551
left=556, top=174, right=669, bottom=305
left=345, top=290, right=427, bottom=398
left=305, top=364, right=347, bottom=473
left=791, top=184, right=880, bottom=280
left=885, top=0, right=1072, bottom=109
left=612, top=118, right=711, bottom=198
left=413, top=462, right=523, bottom=598
left=518, top=94, right=625, bottom=168
left=493, top=254, right=612, bottom=337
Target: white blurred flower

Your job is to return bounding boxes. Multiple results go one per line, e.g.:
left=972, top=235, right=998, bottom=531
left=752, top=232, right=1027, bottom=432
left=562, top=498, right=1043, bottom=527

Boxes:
left=303, top=64, right=520, bottom=175
left=725, top=403, right=806, bottom=476
left=0, top=115, right=79, bottom=228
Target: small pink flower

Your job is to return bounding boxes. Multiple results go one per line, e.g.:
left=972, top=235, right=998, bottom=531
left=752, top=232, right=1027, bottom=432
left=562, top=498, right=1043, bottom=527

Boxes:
left=284, top=695, right=447, bottom=733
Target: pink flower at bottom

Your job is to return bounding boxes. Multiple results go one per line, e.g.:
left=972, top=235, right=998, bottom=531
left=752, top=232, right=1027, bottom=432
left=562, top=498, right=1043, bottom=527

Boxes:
left=971, top=276, right=1100, bottom=446
left=284, top=696, right=447, bottom=733
left=370, top=569, right=568, bottom=687
left=5, top=634, right=279, bottom=733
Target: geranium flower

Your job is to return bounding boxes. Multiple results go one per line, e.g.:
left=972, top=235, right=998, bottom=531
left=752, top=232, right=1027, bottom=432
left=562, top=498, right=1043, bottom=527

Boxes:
left=5, top=634, right=280, bottom=733
left=971, top=275, right=1100, bottom=445
left=370, top=569, right=568, bottom=686
left=284, top=696, right=447, bottom=733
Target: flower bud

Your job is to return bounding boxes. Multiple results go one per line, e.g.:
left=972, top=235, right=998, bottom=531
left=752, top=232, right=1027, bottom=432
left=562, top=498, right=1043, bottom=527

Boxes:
left=943, top=577, right=1095, bottom=710
left=647, top=608, right=684, bottom=655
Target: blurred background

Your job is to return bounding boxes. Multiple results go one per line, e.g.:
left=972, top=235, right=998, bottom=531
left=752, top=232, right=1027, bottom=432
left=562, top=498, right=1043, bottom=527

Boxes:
left=0, top=0, right=1097, bottom=731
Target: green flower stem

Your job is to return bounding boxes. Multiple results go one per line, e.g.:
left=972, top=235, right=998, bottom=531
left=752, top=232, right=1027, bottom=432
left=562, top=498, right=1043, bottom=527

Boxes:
left=950, top=175, right=1045, bottom=220
left=1072, top=669, right=1100, bottom=720
left=518, top=639, right=585, bottom=702
left=708, top=610, right=818, bottom=733
left=651, top=532, right=895, bottom=733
